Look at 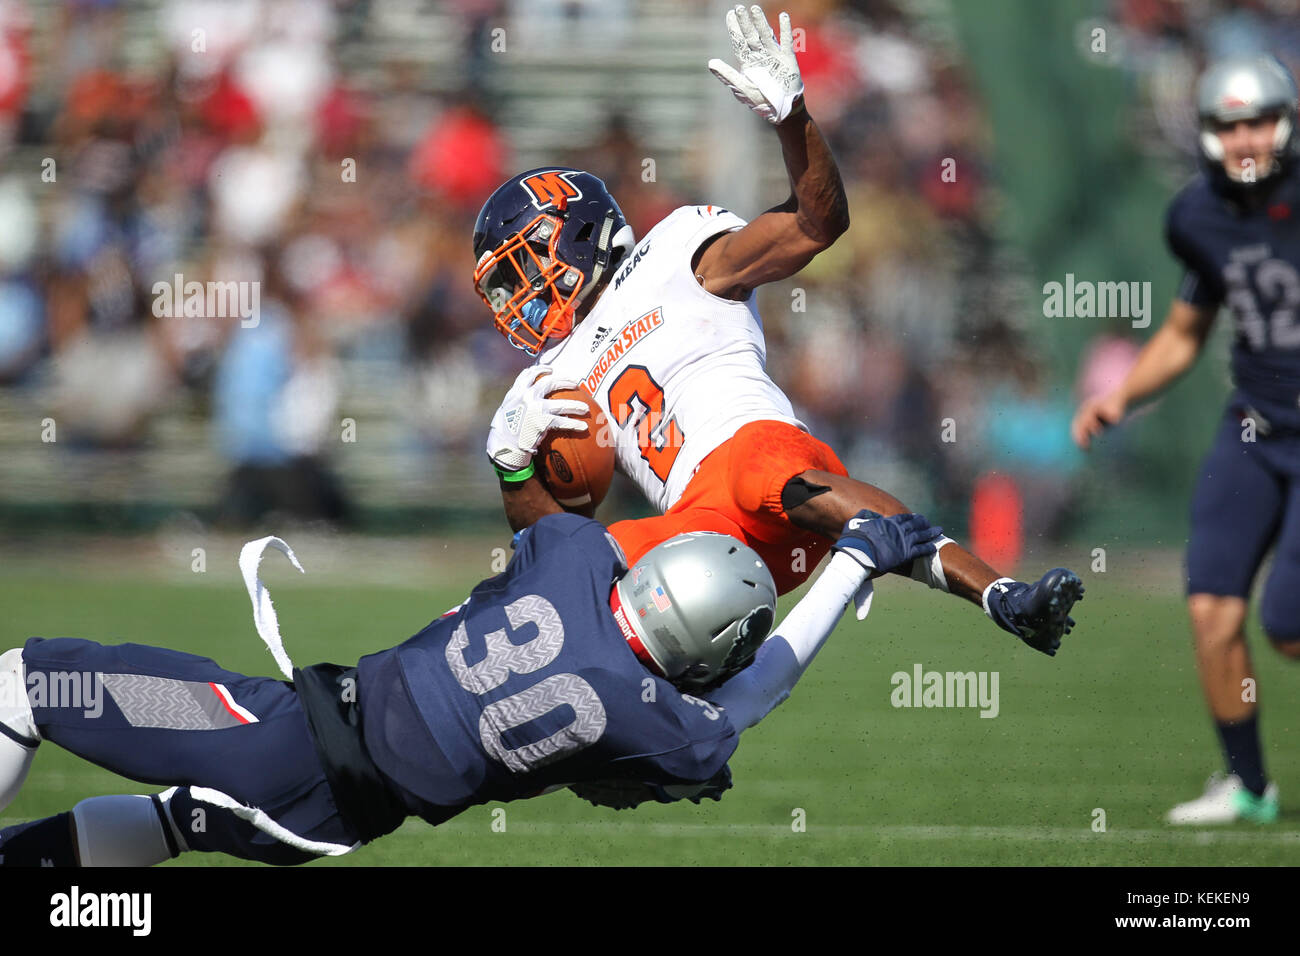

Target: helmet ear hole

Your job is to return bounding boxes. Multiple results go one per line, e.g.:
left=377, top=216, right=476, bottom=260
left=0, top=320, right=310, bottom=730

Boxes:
left=574, top=221, right=595, bottom=243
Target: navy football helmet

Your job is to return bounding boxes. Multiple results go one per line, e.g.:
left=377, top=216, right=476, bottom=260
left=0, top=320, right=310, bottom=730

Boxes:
left=472, top=168, right=635, bottom=354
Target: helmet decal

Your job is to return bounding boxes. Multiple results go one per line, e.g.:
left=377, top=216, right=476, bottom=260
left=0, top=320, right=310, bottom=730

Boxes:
left=722, top=605, right=775, bottom=673
left=472, top=167, right=635, bottom=354
left=520, top=170, right=584, bottom=209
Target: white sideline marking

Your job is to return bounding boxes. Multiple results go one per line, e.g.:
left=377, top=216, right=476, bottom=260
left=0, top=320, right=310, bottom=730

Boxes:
left=409, top=819, right=1300, bottom=844
left=6, top=816, right=1295, bottom=847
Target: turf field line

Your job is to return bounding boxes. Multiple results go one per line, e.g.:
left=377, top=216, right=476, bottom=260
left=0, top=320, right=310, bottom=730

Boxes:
left=7, top=816, right=1294, bottom=844
left=869, top=824, right=1300, bottom=844
left=408, top=820, right=1300, bottom=844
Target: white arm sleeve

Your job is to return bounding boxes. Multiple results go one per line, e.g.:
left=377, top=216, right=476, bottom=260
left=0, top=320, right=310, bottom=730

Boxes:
left=708, top=552, right=869, bottom=732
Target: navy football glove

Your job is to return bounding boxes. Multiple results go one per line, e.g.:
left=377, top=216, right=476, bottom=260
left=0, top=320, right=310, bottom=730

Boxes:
left=834, top=509, right=944, bottom=576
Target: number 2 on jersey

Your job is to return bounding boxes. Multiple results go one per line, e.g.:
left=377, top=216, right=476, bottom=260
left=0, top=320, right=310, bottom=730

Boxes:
left=607, top=365, right=685, bottom=483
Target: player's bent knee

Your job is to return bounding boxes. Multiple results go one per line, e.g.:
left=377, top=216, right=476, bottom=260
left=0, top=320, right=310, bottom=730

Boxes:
left=71, top=794, right=178, bottom=867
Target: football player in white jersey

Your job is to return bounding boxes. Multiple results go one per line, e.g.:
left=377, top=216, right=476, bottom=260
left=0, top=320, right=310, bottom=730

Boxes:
left=475, top=5, right=1083, bottom=654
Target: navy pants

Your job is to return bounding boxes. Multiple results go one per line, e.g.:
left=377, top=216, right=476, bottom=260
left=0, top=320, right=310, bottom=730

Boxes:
left=20, top=636, right=360, bottom=865
left=1187, top=411, right=1300, bottom=644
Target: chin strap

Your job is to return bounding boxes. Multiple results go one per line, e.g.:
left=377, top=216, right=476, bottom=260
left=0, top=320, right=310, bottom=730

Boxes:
left=580, top=210, right=619, bottom=306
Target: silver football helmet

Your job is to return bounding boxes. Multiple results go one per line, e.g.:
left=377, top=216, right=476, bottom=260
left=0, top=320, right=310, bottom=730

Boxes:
left=1197, top=54, right=1299, bottom=179
left=612, top=532, right=777, bottom=690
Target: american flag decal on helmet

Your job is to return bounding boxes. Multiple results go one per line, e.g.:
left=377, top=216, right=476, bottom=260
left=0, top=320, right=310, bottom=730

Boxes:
left=652, top=585, right=672, bottom=612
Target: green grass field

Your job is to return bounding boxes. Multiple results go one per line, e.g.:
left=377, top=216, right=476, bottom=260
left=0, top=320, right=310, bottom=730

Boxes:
left=3, top=538, right=1298, bottom=866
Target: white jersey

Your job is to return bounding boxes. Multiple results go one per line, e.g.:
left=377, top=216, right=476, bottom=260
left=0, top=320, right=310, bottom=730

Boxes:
left=536, top=205, right=804, bottom=513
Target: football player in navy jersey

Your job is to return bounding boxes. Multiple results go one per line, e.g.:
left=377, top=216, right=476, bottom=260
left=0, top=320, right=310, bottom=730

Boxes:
left=0, top=508, right=942, bottom=866
left=1072, top=54, right=1300, bottom=824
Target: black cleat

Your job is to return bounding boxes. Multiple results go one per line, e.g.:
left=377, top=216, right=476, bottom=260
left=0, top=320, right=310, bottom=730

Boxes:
left=987, top=568, right=1084, bottom=656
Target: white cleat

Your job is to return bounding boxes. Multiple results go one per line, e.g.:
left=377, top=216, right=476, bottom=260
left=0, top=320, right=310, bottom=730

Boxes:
left=1165, top=772, right=1279, bottom=825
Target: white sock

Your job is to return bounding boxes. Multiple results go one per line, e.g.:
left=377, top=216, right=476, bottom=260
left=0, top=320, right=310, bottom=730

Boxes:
left=982, top=577, right=1017, bottom=619
left=72, top=794, right=177, bottom=867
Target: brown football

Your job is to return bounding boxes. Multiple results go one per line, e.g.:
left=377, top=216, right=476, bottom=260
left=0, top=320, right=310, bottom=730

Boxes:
left=536, top=388, right=615, bottom=517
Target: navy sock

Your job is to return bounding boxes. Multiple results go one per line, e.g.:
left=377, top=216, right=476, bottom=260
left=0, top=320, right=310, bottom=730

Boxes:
left=1216, top=713, right=1267, bottom=796
left=0, top=812, right=78, bottom=867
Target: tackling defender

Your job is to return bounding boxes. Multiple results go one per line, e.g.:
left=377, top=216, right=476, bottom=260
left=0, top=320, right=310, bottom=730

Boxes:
left=0, top=509, right=941, bottom=865
left=475, top=4, right=1082, bottom=655
left=1072, top=54, right=1300, bottom=824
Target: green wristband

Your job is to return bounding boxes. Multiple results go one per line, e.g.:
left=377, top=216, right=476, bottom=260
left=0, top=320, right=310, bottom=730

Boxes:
left=495, top=461, right=535, bottom=483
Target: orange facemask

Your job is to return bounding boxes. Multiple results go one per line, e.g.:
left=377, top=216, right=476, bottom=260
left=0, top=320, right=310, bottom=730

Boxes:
left=473, top=205, right=587, bottom=355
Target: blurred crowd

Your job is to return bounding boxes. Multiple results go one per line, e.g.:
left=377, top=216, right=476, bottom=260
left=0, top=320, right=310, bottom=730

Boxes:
left=2, top=0, right=1271, bottom=539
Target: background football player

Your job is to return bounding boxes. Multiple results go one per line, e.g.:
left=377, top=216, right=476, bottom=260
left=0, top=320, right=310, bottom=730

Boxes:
left=1072, top=54, right=1300, bottom=824
left=0, top=509, right=940, bottom=866
left=475, top=4, right=1083, bottom=657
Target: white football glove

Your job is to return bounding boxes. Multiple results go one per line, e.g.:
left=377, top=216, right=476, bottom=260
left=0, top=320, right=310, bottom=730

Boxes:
left=707, top=4, right=805, bottom=125
left=487, top=366, right=589, bottom=473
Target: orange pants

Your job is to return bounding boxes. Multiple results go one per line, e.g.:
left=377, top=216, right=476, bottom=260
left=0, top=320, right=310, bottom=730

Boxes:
left=608, top=420, right=848, bottom=595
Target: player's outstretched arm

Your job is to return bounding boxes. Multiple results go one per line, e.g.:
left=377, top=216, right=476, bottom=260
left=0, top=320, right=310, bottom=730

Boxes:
left=1071, top=299, right=1218, bottom=449
left=571, top=511, right=939, bottom=813
left=696, top=4, right=849, bottom=300
left=709, top=510, right=943, bottom=731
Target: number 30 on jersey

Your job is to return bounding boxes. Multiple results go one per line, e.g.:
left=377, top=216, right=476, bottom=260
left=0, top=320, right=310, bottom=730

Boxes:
left=445, top=594, right=607, bottom=772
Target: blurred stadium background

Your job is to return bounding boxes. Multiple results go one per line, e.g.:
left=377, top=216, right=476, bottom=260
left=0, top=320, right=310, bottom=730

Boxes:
left=1, top=0, right=1286, bottom=546
left=3, top=0, right=1300, bottom=865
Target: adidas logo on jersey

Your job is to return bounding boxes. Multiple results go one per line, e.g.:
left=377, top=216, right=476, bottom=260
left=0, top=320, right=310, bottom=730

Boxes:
left=589, top=326, right=612, bottom=352
left=584, top=308, right=665, bottom=393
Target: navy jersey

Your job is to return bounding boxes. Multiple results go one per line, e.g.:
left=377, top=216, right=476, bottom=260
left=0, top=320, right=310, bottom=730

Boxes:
left=1166, top=164, right=1300, bottom=429
left=356, top=513, right=739, bottom=824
